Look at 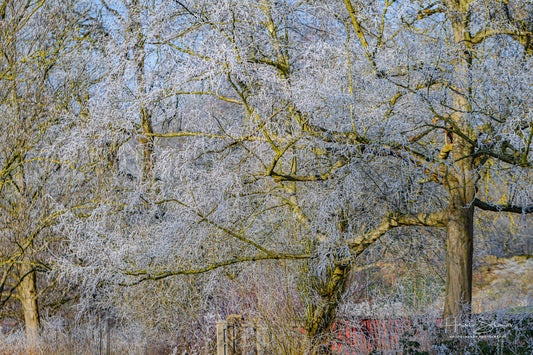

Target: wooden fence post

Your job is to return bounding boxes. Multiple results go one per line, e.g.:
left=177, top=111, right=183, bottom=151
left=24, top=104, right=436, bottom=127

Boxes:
left=217, top=315, right=244, bottom=355
left=216, top=320, right=228, bottom=355
left=217, top=315, right=270, bottom=354
left=227, top=315, right=243, bottom=355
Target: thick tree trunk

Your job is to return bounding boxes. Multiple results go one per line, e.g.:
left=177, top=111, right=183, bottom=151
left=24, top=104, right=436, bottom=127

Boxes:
left=18, top=261, right=40, bottom=344
left=306, top=264, right=349, bottom=354
left=442, top=133, right=477, bottom=326
left=444, top=196, right=474, bottom=326
left=129, top=0, right=154, bottom=182
left=441, top=0, right=477, bottom=327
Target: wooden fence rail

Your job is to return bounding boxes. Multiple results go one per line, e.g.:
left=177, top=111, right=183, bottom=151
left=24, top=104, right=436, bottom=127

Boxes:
left=216, top=315, right=443, bottom=354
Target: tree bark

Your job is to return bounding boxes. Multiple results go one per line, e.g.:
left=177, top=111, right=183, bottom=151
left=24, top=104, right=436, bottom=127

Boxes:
left=18, top=260, right=40, bottom=344
left=441, top=0, right=477, bottom=326
left=442, top=137, right=477, bottom=325
left=444, top=194, right=474, bottom=325
left=129, top=0, right=154, bottom=181
left=306, top=264, right=349, bottom=354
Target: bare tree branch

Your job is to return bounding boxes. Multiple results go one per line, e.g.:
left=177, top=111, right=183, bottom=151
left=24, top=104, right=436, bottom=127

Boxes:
left=347, top=210, right=448, bottom=253
left=120, top=253, right=312, bottom=286
left=474, top=198, right=533, bottom=214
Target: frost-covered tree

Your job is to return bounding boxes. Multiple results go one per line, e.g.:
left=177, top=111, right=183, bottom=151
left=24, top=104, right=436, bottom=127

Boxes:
left=0, top=0, right=105, bottom=343
left=58, top=0, right=533, bottom=348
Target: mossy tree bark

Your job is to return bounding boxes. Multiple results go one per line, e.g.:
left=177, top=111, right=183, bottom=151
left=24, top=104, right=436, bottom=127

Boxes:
left=305, top=264, right=350, bottom=353
left=441, top=0, right=477, bottom=324
left=17, top=257, right=40, bottom=344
